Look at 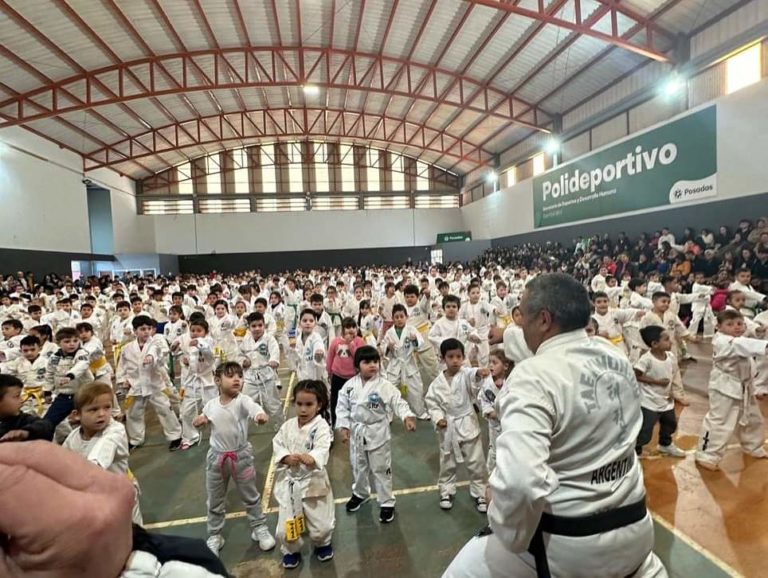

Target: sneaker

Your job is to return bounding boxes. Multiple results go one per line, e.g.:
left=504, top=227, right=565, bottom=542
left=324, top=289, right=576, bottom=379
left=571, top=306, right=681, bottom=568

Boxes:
left=658, top=444, right=686, bottom=458
left=282, top=552, right=301, bottom=569
left=439, top=495, right=454, bottom=510
left=475, top=497, right=488, bottom=513
left=315, top=544, right=334, bottom=562
left=417, top=413, right=431, bottom=421
left=206, top=534, right=225, bottom=556
left=744, top=447, right=768, bottom=459
left=379, top=506, right=395, bottom=523
left=345, top=494, right=368, bottom=513
left=168, top=438, right=183, bottom=452
left=251, top=526, right=276, bottom=551
left=695, top=458, right=719, bottom=471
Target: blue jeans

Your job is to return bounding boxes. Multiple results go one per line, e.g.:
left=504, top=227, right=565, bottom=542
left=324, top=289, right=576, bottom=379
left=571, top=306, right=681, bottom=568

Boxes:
left=44, top=394, right=75, bottom=427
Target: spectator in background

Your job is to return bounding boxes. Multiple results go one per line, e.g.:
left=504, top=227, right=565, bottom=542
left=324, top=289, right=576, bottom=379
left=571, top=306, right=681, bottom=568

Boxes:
left=714, top=226, right=731, bottom=249
left=699, top=228, right=715, bottom=249
left=747, top=217, right=768, bottom=245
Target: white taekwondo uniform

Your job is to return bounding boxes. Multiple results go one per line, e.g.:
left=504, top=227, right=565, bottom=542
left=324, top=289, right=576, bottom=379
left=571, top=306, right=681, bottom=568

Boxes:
left=335, top=374, right=414, bottom=508
left=444, top=330, right=667, bottom=578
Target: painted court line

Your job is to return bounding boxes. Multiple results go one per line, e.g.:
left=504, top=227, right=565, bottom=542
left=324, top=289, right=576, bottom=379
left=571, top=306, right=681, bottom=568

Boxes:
left=650, top=511, right=746, bottom=578
left=144, top=481, right=470, bottom=529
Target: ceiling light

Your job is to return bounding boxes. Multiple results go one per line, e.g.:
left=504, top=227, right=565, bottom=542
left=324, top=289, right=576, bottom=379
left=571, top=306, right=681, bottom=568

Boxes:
left=486, top=171, right=498, bottom=184
left=544, top=137, right=560, bottom=154
left=661, top=74, right=685, bottom=97
left=303, top=85, right=320, bottom=96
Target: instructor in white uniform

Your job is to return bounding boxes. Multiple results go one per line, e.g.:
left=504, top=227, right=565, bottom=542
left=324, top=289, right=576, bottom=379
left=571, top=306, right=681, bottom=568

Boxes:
left=444, top=273, right=667, bottom=578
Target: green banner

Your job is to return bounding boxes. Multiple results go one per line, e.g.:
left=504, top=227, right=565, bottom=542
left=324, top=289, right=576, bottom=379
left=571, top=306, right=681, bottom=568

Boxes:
left=437, top=231, right=472, bottom=243
left=533, top=106, right=717, bottom=228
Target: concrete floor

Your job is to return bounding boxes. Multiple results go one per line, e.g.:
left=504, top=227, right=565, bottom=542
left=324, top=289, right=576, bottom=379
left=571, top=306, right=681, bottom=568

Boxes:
left=131, top=345, right=765, bottom=577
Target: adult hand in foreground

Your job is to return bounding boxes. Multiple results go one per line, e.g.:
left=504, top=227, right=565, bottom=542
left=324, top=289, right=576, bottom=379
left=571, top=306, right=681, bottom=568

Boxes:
left=0, top=441, right=135, bottom=578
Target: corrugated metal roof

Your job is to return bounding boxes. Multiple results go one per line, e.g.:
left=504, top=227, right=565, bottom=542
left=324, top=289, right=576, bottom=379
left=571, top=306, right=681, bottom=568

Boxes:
left=0, top=0, right=749, bottom=178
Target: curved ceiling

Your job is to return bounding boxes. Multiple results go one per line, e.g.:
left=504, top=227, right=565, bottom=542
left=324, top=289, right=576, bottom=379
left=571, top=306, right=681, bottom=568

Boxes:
left=0, top=0, right=738, bottom=178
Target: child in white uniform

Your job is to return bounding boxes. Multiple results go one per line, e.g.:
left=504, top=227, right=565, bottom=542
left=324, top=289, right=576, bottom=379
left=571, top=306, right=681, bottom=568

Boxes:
left=292, top=309, right=327, bottom=383
left=63, top=381, right=142, bottom=524
left=459, top=285, right=493, bottom=366
left=336, top=346, right=416, bottom=524
left=272, top=380, right=335, bottom=569
left=174, top=318, right=217, bottom=450
left=117, top=315, right=182, bottom=451
left=193, top=362, right=276, bottom=557
left=477, top=349, right=513, bottom=472
left=426, top=338, right=489, bottom=513
left=695, top=309, right=768, bottom=470
left=428, top=295, right=480, bottom=367
left=381, top=304, right=428, bottom=419
left=239, top=312, right=282, bottom=420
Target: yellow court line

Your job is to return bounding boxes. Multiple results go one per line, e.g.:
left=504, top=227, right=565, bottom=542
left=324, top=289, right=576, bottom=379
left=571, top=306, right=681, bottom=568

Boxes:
left=144, top=481, right=470, bottom=529
left=650, top=511, right=746, bottom=578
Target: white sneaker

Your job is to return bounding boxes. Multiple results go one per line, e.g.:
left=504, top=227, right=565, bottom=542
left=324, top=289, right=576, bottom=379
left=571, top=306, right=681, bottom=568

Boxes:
left=439, top=495, right=453, bottom=510
left=475, top=497, right=488, bottom=513
left=206, top=534, right=225, bottom=556
left=252, top=526, right=276, bottom=551
left=744, top=447, right=768, bottom=459
left=658, top=444, right=686, bottom=458
left=695, top=458, right=719, bottom=471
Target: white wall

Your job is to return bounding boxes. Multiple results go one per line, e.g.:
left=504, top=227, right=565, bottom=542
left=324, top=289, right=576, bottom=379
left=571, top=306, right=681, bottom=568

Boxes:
left=153, top=208, right=463, bottom=254
left=0, top=126, right=149, bottom=254
left=462, top=77, right=768, bottom=240
left=0, top=127, right=91, bottom=252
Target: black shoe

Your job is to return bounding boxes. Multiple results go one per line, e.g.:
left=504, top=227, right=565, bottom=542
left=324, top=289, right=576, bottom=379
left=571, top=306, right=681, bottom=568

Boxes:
left=379, top=507, right=395, bottom=523
left=168, top=438, right=183, bottom=452
left=345, top=494, right=368, bottom=513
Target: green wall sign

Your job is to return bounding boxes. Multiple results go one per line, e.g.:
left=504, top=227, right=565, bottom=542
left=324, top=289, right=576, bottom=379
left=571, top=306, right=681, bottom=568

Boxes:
left=437, top=231, right=472, bottom=243
left=533, top=106, right=717, bottom=228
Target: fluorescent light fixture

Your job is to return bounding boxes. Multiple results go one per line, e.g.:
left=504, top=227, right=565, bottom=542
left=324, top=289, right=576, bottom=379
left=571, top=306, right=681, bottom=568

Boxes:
left=486, top=171, right=498, bottom=184
left=303, top=85, right=320, bottom=96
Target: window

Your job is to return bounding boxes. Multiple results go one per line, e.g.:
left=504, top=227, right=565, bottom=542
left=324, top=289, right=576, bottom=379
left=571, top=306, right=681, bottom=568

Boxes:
left=532, top=153, right=546, bottom=176
left=416, top=161, right=430, bottom=190
left=430, top=249, right=443, bottom=265
left=367, top=149, right=380, bottom=192
left=414, top=195, right=459, bottom=208
left=364, top=196, right=409, bottom=209
left=313, top=196, right=358, bottom=211
left=390, top=153, right=405, bottom=191
left=260, top=144, right=277, bottom=193
left=340, top=144, right=355, bottom=192
left=177, top=162, right=193, bottom=194
left=314, top=143, right=330, bottom=192
left=726, top=43, right=761, bottom=94
left=256, top=197, right=306, bottom=212
left=232, top=148, right=249, bottom=194
left=141, top=199, right=194, bottom=215
left=199, top=198, right=250, bottom=213
left=288, top=143, right=304, bottom=193
left=505, top=167, right=517, bottom=188
left=205, top=154, right=222, bottom=194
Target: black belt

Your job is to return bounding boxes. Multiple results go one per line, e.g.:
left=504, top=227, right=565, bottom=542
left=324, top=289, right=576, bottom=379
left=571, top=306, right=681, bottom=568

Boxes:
left=528, top=498, right=648, bottom=578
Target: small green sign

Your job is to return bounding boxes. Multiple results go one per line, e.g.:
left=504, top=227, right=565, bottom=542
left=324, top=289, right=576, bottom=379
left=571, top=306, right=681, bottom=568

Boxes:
left=437, top=231, right=472, bottom=243
left=532, top=106, right=717, bottom=228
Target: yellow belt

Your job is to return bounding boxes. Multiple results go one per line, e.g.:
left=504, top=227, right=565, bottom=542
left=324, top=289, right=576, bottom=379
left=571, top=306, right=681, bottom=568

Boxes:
left=234, top=327, right=247, bottom=338
left=500, top=314, right=512, bottom=327
left=22, top=386, right=46, bottom=413
left=415, top=321, right=430, bottom=335
left=609, top=335, right=624, bottom=345
left=90, top=357, right=108, bottom=372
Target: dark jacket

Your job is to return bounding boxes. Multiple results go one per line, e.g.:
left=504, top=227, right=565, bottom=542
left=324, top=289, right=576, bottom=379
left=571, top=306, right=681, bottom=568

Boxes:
left=0, top=411, right=54, bottom=441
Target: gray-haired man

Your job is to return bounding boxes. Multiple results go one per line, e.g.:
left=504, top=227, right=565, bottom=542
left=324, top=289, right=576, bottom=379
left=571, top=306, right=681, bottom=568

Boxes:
left=444, top=273, right=667, bottom=578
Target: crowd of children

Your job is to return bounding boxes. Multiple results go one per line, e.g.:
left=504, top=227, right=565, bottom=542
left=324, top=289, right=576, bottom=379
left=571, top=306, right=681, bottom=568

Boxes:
left=0, top=259, right=766, bottom=570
